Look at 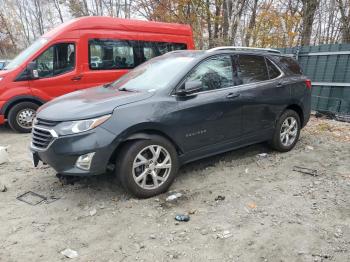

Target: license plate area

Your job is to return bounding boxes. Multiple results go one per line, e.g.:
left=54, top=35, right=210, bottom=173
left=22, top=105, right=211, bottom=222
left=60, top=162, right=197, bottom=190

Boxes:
left=32, top=152, right=40, bottom=167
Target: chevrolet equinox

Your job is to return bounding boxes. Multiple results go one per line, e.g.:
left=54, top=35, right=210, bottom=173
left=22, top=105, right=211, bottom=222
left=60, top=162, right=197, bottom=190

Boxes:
left=30, top=47, right=311, bottom=198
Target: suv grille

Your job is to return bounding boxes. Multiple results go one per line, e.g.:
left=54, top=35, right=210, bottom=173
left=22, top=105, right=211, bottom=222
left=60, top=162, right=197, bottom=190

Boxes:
left=32, top=127, right=54, bottom=149
left=31, top=118, right=59, bottom=150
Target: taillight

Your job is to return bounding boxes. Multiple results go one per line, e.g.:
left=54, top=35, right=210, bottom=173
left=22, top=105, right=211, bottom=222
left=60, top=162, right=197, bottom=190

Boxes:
left=305, top=79, right=312, bottom=89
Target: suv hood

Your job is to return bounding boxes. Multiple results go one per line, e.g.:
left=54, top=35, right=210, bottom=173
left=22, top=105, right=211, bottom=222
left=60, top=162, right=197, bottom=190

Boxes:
left=37, top=86, right=154, bottom=121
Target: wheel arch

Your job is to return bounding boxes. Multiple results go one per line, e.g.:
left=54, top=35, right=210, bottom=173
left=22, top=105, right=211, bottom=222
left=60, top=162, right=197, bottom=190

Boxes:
left=1, top=95, right=45, bottom=118
left=285, top=104, right=304, bottom=127
left=108, top=129, right=184, bottom=166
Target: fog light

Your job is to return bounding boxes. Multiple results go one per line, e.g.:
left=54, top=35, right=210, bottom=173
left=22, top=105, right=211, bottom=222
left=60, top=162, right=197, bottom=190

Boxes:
left=76, top=152, right=95, bottom=170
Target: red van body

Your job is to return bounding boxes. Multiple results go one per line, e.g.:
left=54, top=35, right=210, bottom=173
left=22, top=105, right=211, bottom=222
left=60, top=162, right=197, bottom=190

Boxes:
left=0, top=16, right=194, bottom=132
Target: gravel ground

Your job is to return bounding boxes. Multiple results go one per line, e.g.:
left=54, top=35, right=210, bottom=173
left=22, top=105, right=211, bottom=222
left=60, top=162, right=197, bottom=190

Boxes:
left=0, top=116, right=349, bottom=262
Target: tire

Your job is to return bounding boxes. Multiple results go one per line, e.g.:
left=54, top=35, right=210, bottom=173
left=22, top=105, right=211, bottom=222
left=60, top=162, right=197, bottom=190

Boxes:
left=270, top=109, right=301, bottom=152
left=116, top=136, right=179, bottom=198
left=7, top=102, right=39, bottom=133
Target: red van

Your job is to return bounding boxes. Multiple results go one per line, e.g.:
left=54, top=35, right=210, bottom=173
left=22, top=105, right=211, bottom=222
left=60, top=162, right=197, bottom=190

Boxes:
left=0, top=17, right=194, bottom=132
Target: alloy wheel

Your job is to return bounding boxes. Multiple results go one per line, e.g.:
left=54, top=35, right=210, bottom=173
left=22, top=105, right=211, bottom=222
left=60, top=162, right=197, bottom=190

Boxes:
left=280, top=116, right=298, bottom=147
left=132, top=145, right=172, bottom=190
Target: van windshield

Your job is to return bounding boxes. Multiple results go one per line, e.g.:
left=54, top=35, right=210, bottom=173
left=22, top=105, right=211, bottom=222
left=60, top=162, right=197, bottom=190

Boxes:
left=109, top=53, right=197, bottom=91
left=5, top=38, right=48, bottom=70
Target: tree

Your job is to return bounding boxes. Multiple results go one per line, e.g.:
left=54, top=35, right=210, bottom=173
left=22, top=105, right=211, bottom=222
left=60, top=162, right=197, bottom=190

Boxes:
left=300, top=0, right=319, bottom=46
left=336, top=0, right=350, bottom=43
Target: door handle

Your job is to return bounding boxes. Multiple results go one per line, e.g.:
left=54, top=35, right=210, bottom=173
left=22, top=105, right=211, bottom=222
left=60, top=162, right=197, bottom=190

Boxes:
left=71, top=75, right=83, bottom=81
left=276, top=82, right=284, bottom=87
left=226, top=93, right=240, bottom=99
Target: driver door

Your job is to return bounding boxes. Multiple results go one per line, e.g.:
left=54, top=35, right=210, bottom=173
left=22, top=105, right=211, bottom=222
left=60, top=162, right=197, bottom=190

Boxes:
left=173, top=55, right=242, bottom=153
left=29, top=41, right=83, bottom=100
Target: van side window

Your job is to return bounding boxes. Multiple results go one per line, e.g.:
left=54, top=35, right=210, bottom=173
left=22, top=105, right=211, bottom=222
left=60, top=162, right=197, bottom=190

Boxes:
left=34, top=43, right=75, bottom=78
left=185, top=55, right=234, bottom=92
left=266, top=59, right=281, bottom=79
left=89, top=39, right=135, bottom=70
left=237, top=55, right=269, bottom=84
left=142, top=42, right=187, bottom=61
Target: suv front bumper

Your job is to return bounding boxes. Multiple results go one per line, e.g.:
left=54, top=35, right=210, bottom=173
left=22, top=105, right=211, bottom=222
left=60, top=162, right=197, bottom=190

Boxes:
left=30, top=126, right=118, bottom=176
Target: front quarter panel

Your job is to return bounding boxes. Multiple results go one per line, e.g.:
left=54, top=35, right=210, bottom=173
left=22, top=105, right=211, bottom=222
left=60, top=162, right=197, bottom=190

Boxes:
left=0, top=85, right=32, bottom=116
left=102, top=94, right=184, bottom=152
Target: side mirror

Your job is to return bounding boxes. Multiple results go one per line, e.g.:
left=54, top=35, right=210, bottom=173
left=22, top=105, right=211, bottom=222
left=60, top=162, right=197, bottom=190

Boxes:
left=27, top=62, right=39, bottom=79
left=177, top=80, right=202, bottom=96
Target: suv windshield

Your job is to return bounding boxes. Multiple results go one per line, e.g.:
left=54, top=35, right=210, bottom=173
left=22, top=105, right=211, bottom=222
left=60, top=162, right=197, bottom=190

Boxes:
left=5, top=38, right=48, bottom=70
left=109, top=53, right=197, bottom=91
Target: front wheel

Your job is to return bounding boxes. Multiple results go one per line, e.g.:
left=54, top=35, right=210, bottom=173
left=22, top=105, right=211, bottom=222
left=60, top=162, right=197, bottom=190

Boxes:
left=8, top=102, right=39, bottom=133
left=270, top=109, right=301, bottom=152
left=116, top=136, right=179, bottom=198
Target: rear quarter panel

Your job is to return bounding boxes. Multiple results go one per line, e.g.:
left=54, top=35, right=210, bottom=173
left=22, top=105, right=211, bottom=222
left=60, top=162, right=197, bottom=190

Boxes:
left=290, top=75, right=311, bottom=127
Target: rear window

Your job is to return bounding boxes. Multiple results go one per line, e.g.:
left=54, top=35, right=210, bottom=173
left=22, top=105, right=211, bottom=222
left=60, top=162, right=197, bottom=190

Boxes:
left=274, top=56, right=302, bottom=75
left=237, top=55, right=269, bottom=84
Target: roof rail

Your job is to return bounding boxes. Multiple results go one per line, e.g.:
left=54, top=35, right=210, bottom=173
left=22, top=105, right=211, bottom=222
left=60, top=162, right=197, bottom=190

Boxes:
left=207, top=46, right=281, bottom=54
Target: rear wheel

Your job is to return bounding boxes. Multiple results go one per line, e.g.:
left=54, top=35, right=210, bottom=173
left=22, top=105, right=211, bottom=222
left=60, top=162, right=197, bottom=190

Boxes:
left=8, top=102, right=39, bottom=133
left=116, top=136, right=179, bottom=198
left=270, top=109, right=301, bottom=152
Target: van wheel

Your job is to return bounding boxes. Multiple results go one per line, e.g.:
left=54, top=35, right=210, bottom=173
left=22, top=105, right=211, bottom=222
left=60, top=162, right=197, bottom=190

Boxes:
left=270, top=109, right=301, bottom=152
left=8, top=102, right=38, bottom=133
left=116, top=136, right=179, bottom=198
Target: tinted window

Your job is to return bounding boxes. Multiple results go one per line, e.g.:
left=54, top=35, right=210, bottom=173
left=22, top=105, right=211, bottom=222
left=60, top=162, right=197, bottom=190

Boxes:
left=34, top=43, right=75, bottom=78
left=237, top=55, right=269, bottom=84
left=89, top=39, right=187, bottom=70
left=276, top=56, right=302, bottom=75
left=89, top=39, right=135, bottom=70
left=185, top=55, right=233, bottom=92
left=266, top=59, right=281, bottom=79
left=142, top=42, right=187, bottom=62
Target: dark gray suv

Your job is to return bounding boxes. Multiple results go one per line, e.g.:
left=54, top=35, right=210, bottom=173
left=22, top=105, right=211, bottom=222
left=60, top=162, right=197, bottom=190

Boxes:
left=30, top=47, right=311, bottom=198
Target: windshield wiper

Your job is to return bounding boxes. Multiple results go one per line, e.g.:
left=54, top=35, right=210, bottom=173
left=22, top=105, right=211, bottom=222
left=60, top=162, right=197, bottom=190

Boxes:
left=118, top=87, right=134, bottom=92
left=103, top=82, right=113, bottom=88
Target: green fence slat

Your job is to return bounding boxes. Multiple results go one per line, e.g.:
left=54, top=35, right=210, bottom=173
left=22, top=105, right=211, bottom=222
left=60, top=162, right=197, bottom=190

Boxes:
left=276, top=44, right=350, bottom=114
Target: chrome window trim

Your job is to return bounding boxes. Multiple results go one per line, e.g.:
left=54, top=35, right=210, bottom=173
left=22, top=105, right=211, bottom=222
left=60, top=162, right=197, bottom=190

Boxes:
left=265, top=57, right=284, bottom=80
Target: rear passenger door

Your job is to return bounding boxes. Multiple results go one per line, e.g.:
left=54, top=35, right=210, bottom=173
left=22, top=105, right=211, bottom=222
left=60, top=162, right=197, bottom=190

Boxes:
left=233, top=54, right=289, bottom=136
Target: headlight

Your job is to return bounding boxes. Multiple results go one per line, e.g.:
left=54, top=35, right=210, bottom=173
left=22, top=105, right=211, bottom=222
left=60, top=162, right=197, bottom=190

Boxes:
left=0, top=77, right=3, bottom=81
left=55, top=114, right=111, bottom=135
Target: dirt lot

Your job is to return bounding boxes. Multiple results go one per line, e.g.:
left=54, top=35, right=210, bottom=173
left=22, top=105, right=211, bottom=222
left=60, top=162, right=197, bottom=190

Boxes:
left=0, top=116, right=349, bottom=262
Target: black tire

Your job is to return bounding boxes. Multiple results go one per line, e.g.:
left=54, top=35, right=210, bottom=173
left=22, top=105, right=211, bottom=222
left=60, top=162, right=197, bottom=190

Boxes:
left=7, top=102, right=39, bottom=133
left=116, top=136, right=179, bottom=198
left=270, top=109, right=301, bottom=152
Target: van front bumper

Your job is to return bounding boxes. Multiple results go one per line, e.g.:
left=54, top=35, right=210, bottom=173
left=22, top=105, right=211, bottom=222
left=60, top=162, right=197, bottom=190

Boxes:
left=0, top=115, right=5, bottom=125
left=30, top=126, right=118, bottom=176
left=0, top=101, right=5, bottom=125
